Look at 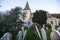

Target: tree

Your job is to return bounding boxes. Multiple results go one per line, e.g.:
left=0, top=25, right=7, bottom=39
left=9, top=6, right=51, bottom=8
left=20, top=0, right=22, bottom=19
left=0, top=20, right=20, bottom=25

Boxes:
left=32, top=10, right=47, bottom=26
left=0, top=13, right=2, bottom=21
left=0, top=7, right=23, bottom=38
left=3, top=7, right=23, bottom=26
left=22, top=12, right=27, bottom=20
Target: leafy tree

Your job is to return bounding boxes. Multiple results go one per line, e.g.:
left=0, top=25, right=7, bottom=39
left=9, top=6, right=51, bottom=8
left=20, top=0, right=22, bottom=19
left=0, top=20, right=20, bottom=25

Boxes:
left=3, top=7, right=23, bottom=26
left=22, top=12, right=27, bottom=20
left=0, top=7, right=23, bottom=38
left=0, top=13, right=2, bottom=21
left=32, top=10, right=47, bottom=27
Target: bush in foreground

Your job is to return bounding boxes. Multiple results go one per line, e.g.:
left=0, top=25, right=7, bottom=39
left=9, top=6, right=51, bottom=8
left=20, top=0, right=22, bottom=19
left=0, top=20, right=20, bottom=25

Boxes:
left=24, top=27, right=41, bottom=40
left=46, top=29, right=52, bottom=40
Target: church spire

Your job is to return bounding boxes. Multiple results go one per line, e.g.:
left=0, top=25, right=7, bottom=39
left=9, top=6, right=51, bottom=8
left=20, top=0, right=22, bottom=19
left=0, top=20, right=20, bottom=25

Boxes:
left=24, top=1, right=30, bottom=10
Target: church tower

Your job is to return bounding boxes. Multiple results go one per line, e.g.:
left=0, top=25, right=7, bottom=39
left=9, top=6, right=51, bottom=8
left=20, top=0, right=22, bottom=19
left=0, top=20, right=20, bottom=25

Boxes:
left=23, top=1, right=31, bottom=21
left=23, top=2, right=33, bottom=27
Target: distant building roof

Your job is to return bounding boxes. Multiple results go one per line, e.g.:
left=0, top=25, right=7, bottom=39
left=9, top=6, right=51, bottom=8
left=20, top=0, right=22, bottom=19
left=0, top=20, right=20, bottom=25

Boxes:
left=24, top=2, right=30, bottom=10
left=51, top=14, right=60, bottom=18
left=46, top=12, right=60, bottom=18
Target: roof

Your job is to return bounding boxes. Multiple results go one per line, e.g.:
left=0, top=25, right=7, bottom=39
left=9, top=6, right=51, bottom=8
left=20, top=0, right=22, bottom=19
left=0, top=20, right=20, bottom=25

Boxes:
left=24, top=2, right=30, bottom=10
left=46, top=12, right=60, bottom=18
left=51, top=14, right=60, bottom=18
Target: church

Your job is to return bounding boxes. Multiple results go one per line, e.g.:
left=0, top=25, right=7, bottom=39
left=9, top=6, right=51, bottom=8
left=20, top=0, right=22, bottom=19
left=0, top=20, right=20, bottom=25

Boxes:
left=23, top=2, right=33, bottom=27
left=23, top=1, right=60, bottom=27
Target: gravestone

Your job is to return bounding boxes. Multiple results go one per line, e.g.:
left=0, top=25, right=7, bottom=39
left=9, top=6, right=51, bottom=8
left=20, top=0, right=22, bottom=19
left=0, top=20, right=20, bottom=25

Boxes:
left=41, top=28, right=47, bottom=40
left=43, top=24, right=45, bottom=29
left=22, top=27, right=27, bottom=40
left=51, top=24, right=56, bottom=31
left=35, top=25, right=42, bottom=40
left=17, top=27, right=27, bottom=40
left=57, top=27, right=60, bottom=32
left=50, top=27, right=60, bottom=40
left=23, top=30, right=26, bottom=40
left=0, top=32, right=12, bottom=40
left=46, top=27, right=48, bottom=30
left=17, top=31, right=23, bottom=40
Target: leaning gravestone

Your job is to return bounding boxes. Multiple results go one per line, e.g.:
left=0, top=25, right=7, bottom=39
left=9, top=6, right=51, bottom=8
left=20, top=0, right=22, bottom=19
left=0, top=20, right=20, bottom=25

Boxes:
left=22, top=27, right=27, bottom=40
left=41, top=28, right=47, bottom=40
left=0, top=32, right=12, bottom=40
left=22, top=30, right=26, bottom=40
left=43, top=24, right=45, bottom=29
left=35, top=25, right=42, bottom=40
left=46, top=27, right=48, bottom=30
left=50, top=27, right=60, bottom=40
left=17, top=31, right=23, bottom=40
left=17, top=27, right=27, bottom=40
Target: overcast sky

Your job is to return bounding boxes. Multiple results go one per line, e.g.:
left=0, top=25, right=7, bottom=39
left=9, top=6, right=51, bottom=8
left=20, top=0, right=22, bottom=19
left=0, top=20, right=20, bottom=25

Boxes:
left=0, top=0, right=60, bottom=13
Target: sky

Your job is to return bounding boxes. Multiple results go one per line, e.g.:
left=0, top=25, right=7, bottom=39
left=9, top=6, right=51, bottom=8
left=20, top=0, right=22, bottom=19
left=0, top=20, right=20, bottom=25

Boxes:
left=0, top=0, right=60, bottom=13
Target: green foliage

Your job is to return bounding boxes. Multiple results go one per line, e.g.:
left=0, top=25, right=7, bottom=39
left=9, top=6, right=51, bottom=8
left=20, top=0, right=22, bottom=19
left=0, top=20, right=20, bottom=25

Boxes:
left=0, top=7, right=23, bottom=38
left=32, top=10, right=47, bottom=26
left=55, top=25, right=60, bottom=29
left=32, top=23, right=42, bottom=29
left=45, top=24, right=51, bottom=29
left=0, top=22, right=12, bottom=38
left=2, top=7, right=23, bottom=26
left=46, top=29, right=52, bottom=40
left=22, top=12, right=27, bottom=20
left=10, top=30, right=18, bottom=40
left=24, top=27, right=41, bottom=40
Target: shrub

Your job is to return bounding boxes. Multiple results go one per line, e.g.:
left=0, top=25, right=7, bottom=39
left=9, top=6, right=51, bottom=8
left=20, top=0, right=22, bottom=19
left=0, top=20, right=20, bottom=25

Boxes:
left=45, top=24, right=51, bottom=29
left=46, top=29, right=52, bottom=40
left=55, top=25, right=60, bottom=29
left=24, top=27, right=41, bottom=40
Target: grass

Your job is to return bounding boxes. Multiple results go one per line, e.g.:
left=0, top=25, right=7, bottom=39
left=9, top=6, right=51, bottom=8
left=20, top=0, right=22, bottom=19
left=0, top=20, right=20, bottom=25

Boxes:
left=46, top=29, right=52, bottom=40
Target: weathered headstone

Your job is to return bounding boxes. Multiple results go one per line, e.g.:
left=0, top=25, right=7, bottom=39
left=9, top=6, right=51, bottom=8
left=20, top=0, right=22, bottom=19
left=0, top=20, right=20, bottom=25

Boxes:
left=35, top=25, right=42, bottom=40
left=51, top=25, right=56, bottom=31
left=46, top=27, right=48, bottom=30
left=17, top=31, right=23, bottom=40
left=17, top=27, right=27, bottom=40
left=43, top=24, right=45, bottom=29
left=50, top=27, right=60, bottom=40
left=22, top=27, right=27, bottom=40
left=57, top=27, right=60, bottom=32
left=41, top=28, right=47, bottom=40
left=23, top=30, right=26, bottom=40
left=0, top=32, right=12, bottom=40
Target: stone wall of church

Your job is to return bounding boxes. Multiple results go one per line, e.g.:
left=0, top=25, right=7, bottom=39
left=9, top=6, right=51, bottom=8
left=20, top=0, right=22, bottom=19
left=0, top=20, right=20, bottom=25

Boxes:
left=23, top=10, right=31, bottom=22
